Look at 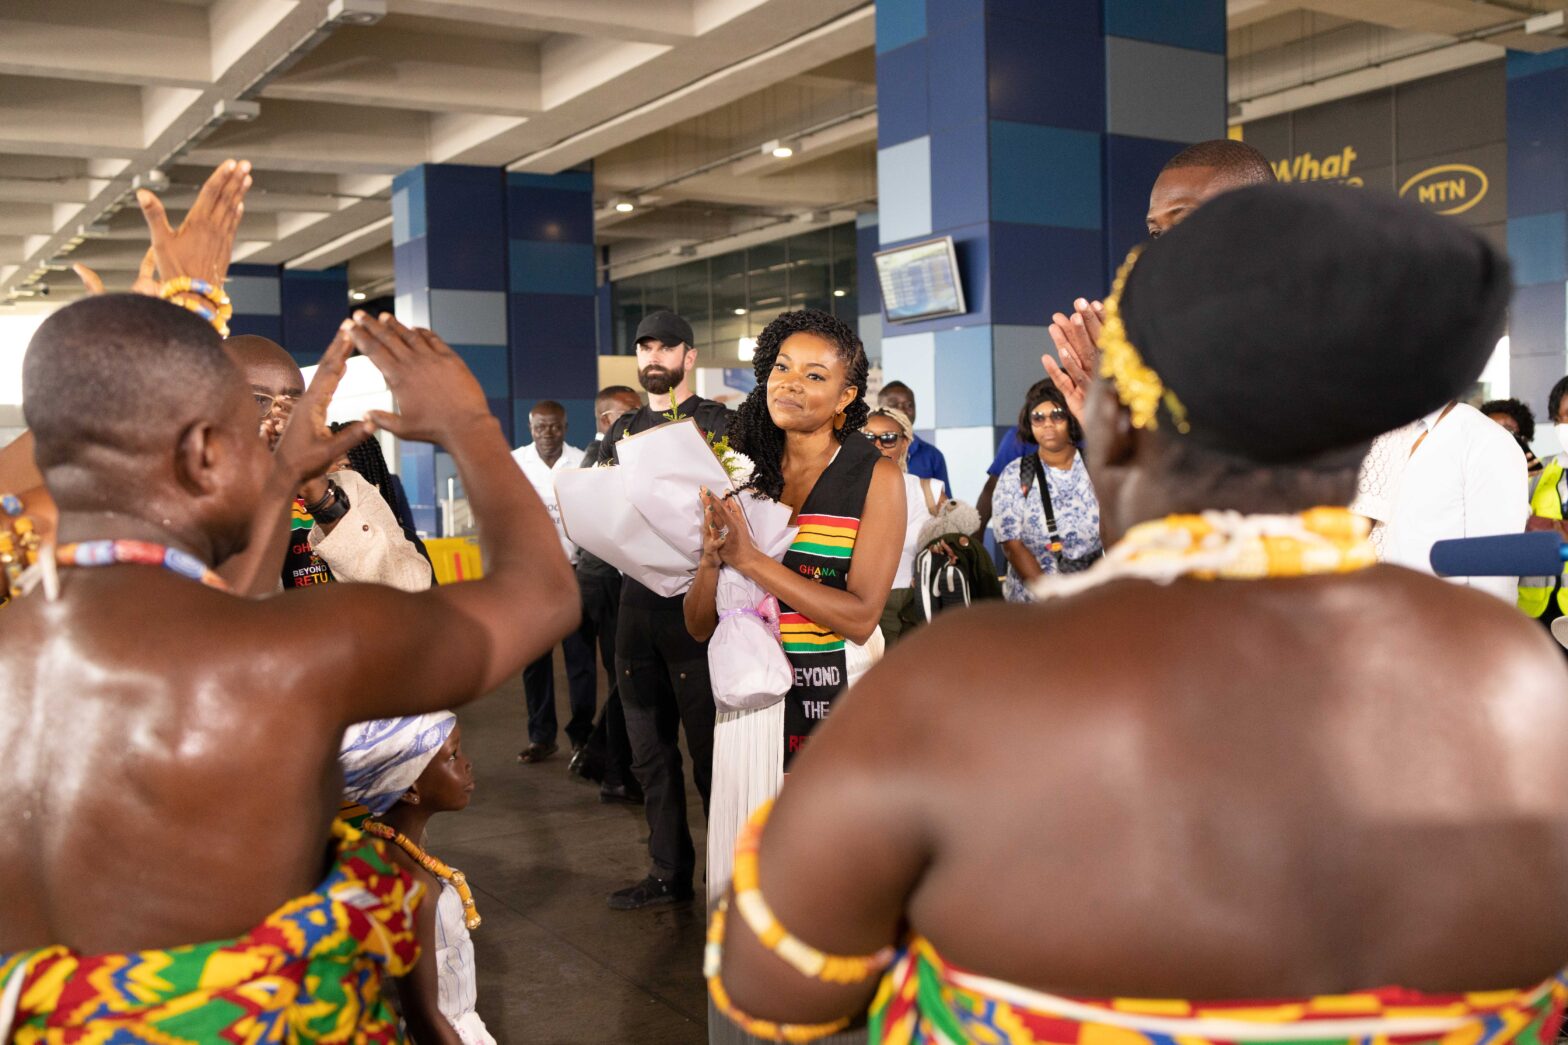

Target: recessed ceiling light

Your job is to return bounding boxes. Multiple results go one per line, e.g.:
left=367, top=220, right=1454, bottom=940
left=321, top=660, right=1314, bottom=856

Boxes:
left=614, top=199, right=635, bottom=213
left=762, top=139, right=795, bottom=159
left=350, top=290, right=367, bottom=301
left=832, top=289, right=846, bottom=297
left=733, top=307, right=748, bottom=316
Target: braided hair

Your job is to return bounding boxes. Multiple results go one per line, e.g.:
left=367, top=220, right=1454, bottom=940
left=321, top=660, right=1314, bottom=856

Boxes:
left=732, top=309, right=869, bottom=501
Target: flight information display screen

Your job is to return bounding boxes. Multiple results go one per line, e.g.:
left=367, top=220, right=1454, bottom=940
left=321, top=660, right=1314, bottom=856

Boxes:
left=874, top=237, right=967, bottom=324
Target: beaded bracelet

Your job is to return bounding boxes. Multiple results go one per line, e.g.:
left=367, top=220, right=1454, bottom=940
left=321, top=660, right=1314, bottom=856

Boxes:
left=159, top=277, right=233, bottom=336
left=731, top=800, right=896, bottom=985
left=705, top=895, right=854, bottom=1044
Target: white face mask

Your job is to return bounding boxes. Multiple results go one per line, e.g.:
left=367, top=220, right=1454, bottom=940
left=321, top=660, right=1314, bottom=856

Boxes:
left=1555, top=422, right=1568, bottom=451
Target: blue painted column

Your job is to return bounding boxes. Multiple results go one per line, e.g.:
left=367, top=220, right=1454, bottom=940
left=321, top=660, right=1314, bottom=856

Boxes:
left=392, top=163, right=598, bottom=534
left=224, top=262, right=348, bottom=367
left=872, top=0, right=1226, bottom=504
left=1506, top=51, right=1568, bottom=417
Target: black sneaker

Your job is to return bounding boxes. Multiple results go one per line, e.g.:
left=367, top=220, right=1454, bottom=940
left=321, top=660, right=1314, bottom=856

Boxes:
left=607, top=874, right=694, bottom=911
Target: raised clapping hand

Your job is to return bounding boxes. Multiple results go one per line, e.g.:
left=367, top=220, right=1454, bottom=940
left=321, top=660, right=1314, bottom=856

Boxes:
left=273, top=329, right=373, bottom=485
left=1042, top=297, right=1105, bottom=424
left=700, top=487, right=754, bottom=570
left=137, top=159, right=252, bottom=288
left=341, top=311, right=494, bottom=444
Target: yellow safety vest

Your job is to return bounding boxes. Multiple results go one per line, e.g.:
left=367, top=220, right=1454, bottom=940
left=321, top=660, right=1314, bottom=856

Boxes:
left=1518, top=455, right=1567, bottom=618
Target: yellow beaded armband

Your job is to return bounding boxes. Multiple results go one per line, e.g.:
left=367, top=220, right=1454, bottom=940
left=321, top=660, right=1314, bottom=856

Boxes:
left=731, top=800, right=896, bottom=984
left=706, top=897, right=855, bottom=1044
left=159, top=277, right=234, bottom=337
left=1098, top=247, right=1188, bottom=434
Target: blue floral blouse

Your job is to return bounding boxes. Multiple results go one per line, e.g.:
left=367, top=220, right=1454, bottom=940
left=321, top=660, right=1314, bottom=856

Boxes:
left=993, top=451, right=1102, bottom=602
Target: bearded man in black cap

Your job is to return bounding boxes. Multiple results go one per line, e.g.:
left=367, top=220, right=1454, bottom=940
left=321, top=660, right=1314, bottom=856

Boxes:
left=703, top=186, right=1568, bottom=1040
left=602, top=310, right=731, bottom=910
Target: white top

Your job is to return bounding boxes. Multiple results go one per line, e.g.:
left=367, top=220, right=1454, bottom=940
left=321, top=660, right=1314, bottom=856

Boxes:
left=893, top=472, right=944, bottom=589
left=1383, top=402, right=1528, bottom=602
left=305, top=469, right=433, bottom=593
left=434, top=882, right=495, bottom=1045
left=511, top=442, right=584, bottom=563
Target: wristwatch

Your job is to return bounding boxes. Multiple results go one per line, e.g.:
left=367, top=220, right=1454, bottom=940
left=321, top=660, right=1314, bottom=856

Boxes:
left=308, top=479, right=352, bottom=525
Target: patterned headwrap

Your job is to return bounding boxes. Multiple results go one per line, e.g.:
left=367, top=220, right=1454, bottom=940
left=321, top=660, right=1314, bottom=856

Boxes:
left=340, top=713, right=457, bottom=815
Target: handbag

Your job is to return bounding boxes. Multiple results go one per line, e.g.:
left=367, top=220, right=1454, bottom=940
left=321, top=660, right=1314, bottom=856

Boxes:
left=1029, top=455, right=1102, bottom=575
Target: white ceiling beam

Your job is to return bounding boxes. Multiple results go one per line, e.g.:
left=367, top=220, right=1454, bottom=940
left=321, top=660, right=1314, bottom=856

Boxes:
left=385, top=0, right=697, bottom=45
left=0, top=0, right=213, bottom=88
left=285, top=215, right=395, bottom=270
left=188, top=100, right=433, bottom=175
left=730, top=110, right=875, bottom=177
left=262, top=28, right=542, bottom=115
left=502, top=2, right=873, bottom=174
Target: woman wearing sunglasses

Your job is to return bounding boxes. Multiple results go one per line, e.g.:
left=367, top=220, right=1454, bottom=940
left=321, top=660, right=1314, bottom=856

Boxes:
left=992, top=383, right=1102, bottom=601
left=862, top=406, right=945, bottom=641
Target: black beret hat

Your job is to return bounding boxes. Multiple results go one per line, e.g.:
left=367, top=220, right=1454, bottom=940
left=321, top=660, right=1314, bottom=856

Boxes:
left=1118, top=183, right=1511, bottom=462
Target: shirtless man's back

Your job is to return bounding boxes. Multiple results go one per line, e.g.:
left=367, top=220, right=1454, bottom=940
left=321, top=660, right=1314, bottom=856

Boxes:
left=0, top=298, right=577, bottom=956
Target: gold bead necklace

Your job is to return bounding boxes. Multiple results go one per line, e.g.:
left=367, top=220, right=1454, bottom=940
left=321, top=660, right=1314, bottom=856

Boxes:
left=363, top=820, right=481, bottom=930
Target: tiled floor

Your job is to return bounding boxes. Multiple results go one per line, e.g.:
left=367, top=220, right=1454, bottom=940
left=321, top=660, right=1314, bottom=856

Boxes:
left=428, top=671, right=709, bottom=1044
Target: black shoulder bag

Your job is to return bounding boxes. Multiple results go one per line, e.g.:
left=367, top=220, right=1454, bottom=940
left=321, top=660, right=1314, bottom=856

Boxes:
left=1028, top=455, right=1102, bottom=575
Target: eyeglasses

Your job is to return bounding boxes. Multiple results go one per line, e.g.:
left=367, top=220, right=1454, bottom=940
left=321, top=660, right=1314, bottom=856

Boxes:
left=254, top=392, right=299, bottom=418
left=863, top=432, right=905, bottom=447
left=1030, top=408, right=1068, bottom=425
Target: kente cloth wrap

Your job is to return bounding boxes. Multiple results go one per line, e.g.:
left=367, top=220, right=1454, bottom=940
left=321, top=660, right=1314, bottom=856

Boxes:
left=777, top=434, right=879, bottom=766
left=0, top=821, right=421, bottom=1045
left=868, top=939, right=1568, bottom=1045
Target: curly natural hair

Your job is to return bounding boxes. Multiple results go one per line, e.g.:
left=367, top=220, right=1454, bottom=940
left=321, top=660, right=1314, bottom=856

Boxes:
left=731, top=308, right=869, bottom=501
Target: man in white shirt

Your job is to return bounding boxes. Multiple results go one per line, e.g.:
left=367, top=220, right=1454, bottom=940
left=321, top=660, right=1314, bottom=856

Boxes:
left=511, top=400, right=590, bottom=764
left=1384, top=400, right=1528, bottom=603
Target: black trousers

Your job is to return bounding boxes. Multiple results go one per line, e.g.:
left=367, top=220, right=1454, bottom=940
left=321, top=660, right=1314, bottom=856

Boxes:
left=616, top=591, right=715, bottom=884
left=522, top=627, right=597, bottom=750
left=576, top=566, right=634, bottom=786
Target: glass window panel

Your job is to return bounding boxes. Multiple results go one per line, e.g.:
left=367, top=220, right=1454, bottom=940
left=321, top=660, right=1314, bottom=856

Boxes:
left=711, top=249, right=749, bottom=350
left=788, top=227, right=833, bottom=315
left=831, top=222, right=859, bottom=321
left=672, top=258, right=712, bottom=351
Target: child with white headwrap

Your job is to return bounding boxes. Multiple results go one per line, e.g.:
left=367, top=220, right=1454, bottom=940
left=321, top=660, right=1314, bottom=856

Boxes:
left=340, top=714, right=493, bottom=1045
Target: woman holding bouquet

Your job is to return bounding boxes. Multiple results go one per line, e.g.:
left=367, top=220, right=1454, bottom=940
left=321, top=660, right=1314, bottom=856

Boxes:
left=688, top=308, right=904, bottom=1043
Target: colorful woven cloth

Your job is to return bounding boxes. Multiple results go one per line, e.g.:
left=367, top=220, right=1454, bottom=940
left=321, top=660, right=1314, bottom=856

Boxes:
left=868, top=939, right=1568, bottom=1045
left=0, top=821, right=422, bottom=1044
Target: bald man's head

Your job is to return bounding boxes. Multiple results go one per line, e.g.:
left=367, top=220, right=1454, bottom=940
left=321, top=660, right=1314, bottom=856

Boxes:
left=224, top=335, right=303, bottom=449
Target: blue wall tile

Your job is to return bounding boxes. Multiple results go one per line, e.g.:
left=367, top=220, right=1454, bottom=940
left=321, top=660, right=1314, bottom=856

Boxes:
left=1511, top=282, right=1567, bottom=358
left=393, top=240, right=429, bottom=297
left=228, top=273, right=281, bottom=316
left=508, top=170, right=593, bottom=192
left=227, top=314, right=282, bottom=343
left=281, top=266, right=348, bottom=360
left=877, top=0, right=927, bottom=54
left=1105, top=38, right=1226, bottom=143
left=926, top=16, right=986, bottom=134
left=1508, top=211, right=1568, bottom=285
left=991, top=324, right=1051, bottom=423
left=1507, top=70, right=1568, bottom=218
left=1105, top=0, right=1225, bottom=54
left=1509, top=50, right=1568, bottom=79
left=990, top=122, right=1103, bottom=229
left=876, top=39, right=931, bottom=148
left=990, top=223, right=1104, bottom=326
left=933, top=324, right=994, bottom=427
left=1104, top=133, right=1185, bottom=281
left=506, top=184, right=594, bottom=244
left=879, top=331, right=936, bottom=409
left=857, top=221, right=882, bottom=319
left=429, top=288, right=509, bottom=346
left=391, top=167, right=426, bottom=246
left=425, top=166, right=506, bottom=292
left=988, top=0, right=1099, bottom=31
left=988, top=18, right=1105, bottom=131
left=508, top=241, right=596, bottom=296
left=451, top=343, right=510, bottom=398
left=878, top=137, right=935, bottom=244
left=930, top=119, right=990, bottom=231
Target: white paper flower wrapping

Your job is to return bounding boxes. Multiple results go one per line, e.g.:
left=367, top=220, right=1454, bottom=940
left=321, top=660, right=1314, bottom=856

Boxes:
left=556, top=419, right=759, bottom=598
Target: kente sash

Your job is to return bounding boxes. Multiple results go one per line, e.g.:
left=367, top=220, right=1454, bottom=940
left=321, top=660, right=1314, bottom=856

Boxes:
left=869, top=939, right=1568, bottom=1045
left=0, top=821, right=421, bottom=1044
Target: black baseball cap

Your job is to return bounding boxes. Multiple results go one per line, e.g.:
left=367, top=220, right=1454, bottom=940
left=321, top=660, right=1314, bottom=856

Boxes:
left=635, top=310, right=694, bottom=349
